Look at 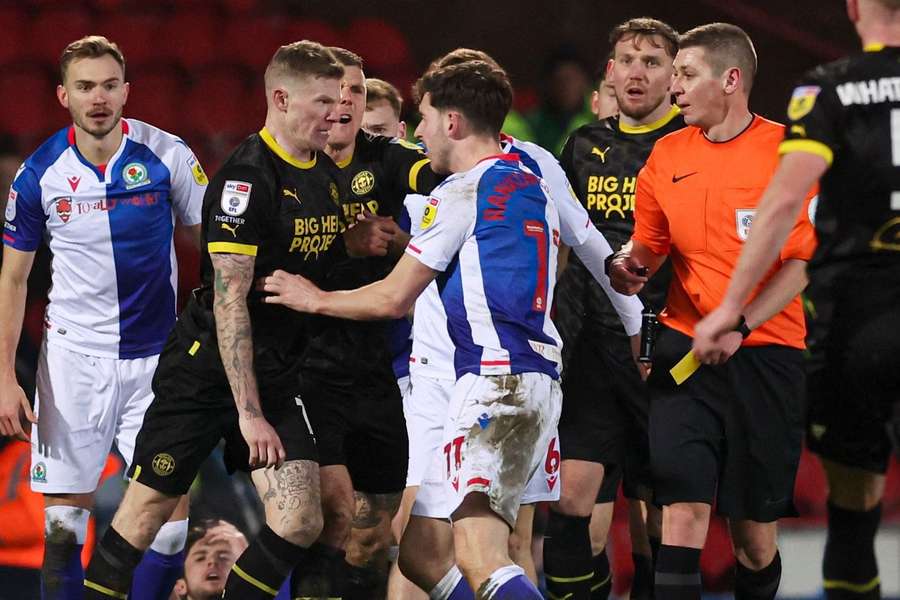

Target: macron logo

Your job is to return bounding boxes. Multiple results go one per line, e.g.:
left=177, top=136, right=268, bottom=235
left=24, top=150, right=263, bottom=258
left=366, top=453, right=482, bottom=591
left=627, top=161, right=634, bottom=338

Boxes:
left=67, top=176, right=81, bottom=192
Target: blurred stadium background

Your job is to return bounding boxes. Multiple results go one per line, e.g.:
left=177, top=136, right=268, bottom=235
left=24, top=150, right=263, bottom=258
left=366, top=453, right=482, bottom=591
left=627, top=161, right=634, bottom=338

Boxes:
left=0, top=1, right=896, bottom=598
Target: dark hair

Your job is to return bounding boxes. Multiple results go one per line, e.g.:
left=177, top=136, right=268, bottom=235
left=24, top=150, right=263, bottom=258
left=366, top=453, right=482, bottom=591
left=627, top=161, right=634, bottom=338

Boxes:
left=414, top=60, right=512, bottom=136
left=679, top=23, right=758, bottom=92
left=264, top=40, right=343, bottom=90
left=327, top=46, right=364, bottom=69
left=60, top=36, right=125, bottom=84
left=366, top=78, right=402, bottom=117
left=609, top=18, right=679, bottom=59
left=431, top=48, right=502, bottom=71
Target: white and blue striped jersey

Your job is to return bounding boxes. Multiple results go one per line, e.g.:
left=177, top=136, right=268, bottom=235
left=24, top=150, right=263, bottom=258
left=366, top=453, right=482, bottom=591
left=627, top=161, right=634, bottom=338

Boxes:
left=2, top=119, right=206, bottom=359
left=406, top=153, right=562, bottom=380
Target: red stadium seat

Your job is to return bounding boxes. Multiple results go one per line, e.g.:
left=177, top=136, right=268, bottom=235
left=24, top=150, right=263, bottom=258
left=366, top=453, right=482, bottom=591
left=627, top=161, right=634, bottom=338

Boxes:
left=94, top=12, right=164, bottom=69
left=222, top=15, right=285, bottom=69
left=345, top=18, right=412, bottom=72
left=282, top=18, right=343, bottom=48
left=0, top=66, right=63, bottom=140
left=165, top=8, right=221, bottom=70
left=0, top=8, right=28, bottom=65
left=183, top=65, right=254, bottom=138
left=29, top=8, right=94, bottom=66
left=220, top=0, right=262, bottom=14
left=125, top=66, right=185, bottom=135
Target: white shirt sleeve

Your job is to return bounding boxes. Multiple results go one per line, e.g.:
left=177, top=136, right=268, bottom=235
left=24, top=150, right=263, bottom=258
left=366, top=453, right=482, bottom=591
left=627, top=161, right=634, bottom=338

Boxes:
left=169, top=142, right=207, bottom=226
left=571, top=227, right=644, bottom=336
left=538, top=157, right=592, bottom=247
left=404, top=179, right=475, bottom=272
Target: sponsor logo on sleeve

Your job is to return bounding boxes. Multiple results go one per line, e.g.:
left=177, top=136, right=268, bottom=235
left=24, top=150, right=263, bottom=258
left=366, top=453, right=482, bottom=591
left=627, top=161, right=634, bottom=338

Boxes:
left=221, top=180, right=252, bottom=216
left=5, top=189, right=16, bottom=222
left=735, top=208, right=755, bottom=241
left=787, top=85, right=821, bottom=121
left=808, top=195, right=818, bottom=225
left=187, top=156, right=208, bottom=186
left=421, top=197, right=440, bottom=229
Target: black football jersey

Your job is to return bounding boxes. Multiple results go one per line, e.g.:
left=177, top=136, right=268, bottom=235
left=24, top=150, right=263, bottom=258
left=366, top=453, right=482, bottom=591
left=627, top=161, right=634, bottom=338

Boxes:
left=556, top=107, right=684, bottom=341
left=190, top=129, right=349, bottom=386
left=782, top=46, right=900, bottom=274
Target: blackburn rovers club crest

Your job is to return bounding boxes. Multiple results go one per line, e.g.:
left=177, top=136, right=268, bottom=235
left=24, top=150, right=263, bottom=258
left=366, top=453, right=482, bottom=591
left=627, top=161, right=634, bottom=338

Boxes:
left=736, top=209, right=755, bottom=241
left=55, top=197, right=72, bottom=223
left=32, top=461, right=47, bottom=483
left=123, top=162, right=150, bottom=189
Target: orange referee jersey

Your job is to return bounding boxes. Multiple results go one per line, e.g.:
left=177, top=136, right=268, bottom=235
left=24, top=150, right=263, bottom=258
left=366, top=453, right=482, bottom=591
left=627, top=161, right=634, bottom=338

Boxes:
left=633, top=115, right=817, bottom=349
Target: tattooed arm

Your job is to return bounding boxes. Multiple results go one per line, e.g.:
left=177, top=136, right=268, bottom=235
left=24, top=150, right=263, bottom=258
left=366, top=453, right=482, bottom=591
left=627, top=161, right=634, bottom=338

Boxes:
left=211, top=253, right=285, bottom=468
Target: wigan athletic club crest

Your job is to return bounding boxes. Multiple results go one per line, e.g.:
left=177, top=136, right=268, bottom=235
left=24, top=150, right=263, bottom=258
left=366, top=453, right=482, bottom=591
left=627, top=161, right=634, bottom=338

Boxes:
left=735, top=209, right=755, bottom=241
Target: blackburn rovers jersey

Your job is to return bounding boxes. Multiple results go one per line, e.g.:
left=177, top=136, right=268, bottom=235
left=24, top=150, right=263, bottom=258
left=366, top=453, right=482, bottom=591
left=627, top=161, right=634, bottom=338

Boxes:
left=2, top=119, right=206, bottom=359
left=406, top=153, right=562, bottom=380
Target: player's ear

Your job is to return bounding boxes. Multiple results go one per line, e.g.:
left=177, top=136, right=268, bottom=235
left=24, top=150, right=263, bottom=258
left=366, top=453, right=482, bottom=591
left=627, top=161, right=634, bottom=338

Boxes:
left=122, top=81, right=129, bottom=106
left=272, top=87, right=289, bottom=113
left=398, top=121, right=407, bottom=138
left=57, top=84, right=69, bottom=109
left=722, top=67, right=742, bottom=95
left=445, top=111, right=461, bottom=139
left=846, top=0, right=859, bottom=23
left=605, top=58, right=615, bottom=79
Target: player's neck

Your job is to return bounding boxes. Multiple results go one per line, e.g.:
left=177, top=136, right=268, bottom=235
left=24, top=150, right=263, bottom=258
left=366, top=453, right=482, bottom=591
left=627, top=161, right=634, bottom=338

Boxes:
left=702, top=103, right=752, bottom=142
left=325, top=140, right=355, bottom=166
left=73, top=123, right=123, bottom=166
left=859, top=24, right=900, bottom=48
left=449, top=137, right=504, bottom=173
left=619, top=102, right=675, bottom=129
left=264, top=121, right=315, bottom=163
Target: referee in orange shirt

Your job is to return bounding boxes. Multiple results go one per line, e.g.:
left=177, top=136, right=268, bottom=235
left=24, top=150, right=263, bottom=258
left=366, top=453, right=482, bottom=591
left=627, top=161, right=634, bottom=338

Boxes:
left=608, top=24, right=817, bottom=600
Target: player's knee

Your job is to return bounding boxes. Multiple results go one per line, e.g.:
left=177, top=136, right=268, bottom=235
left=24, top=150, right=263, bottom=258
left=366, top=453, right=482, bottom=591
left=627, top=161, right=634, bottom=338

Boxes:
left=507, top=529, right=526, bottom=560
left=733, top=539, right=777, bottom=571
left=321, top=499, right=354, bottom=540
left=270, top=505, right=324, bottom=547
left=347, top=524, right=390, bottom=566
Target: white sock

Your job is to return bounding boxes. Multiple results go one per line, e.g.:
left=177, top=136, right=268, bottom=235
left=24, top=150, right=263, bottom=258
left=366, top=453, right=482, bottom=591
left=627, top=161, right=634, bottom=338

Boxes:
left=150, top=519, right=188, bottom=555
left=44, top=505, right=90, bottom=544
left=481, top=564, right=526, bottom=599
left=429, top=564, right=464, bottom=600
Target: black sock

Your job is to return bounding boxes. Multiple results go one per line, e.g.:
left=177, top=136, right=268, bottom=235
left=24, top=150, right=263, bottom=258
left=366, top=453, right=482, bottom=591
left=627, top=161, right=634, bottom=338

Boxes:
left=83, top=526, right=144, bottom=599
left=823, top=502, right=882, bottom=600
left=590, top=549, right=613, bottom=600
left=649, top=535, right=662, bottom=568
left=290, top=543, right=346, bottom=599
left=543, top=510, right=593, bottom=599
left=344, top=561, right=385, bottom=600
left=655, top=545, right=701, bottom=600
left=632, top=552, right=654, bottom=600
left=735, top=551, right=782, bottom=600
left=224, top=525, right=308, bottom=600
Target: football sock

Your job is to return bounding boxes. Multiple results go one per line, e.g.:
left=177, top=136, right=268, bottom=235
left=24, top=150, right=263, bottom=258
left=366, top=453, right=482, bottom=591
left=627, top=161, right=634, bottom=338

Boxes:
left=654, top=545, right=701, bottom=600
left=735, top=550, right=782, bottom=600
left=543, top=510, right=593, bottom=599
left=224, top=525, right=308, bottom=600
left=823, top=502, right=882, bottom=600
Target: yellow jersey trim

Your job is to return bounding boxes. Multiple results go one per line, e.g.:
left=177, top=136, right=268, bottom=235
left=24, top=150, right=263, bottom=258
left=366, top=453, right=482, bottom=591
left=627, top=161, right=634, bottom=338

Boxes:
left=778, top=139, right=834, bottom=166
left=824, top=577, right=881, bottom=593
left=231, top=564, right=279, bottom=596
left=83, top=580, right=127, bottom=599
left=546, top=571, right=594, bottom=583
left=335, top=151, right=354, bottom=169
left=208, top=241, right=258, bottom=256
left=864, top=43, right=885, bottom=52
left=408, top=158, right=431, bottom=193
left=133, top=464, right=142, bottom=481
left=260, top=128, right=317, bottom=169
left=188, top=340, right=201, bottom=356
left=619, top=105, right=681, bottom=134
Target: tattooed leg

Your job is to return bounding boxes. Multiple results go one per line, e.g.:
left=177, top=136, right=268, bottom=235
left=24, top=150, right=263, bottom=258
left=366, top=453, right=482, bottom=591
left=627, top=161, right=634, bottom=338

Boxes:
left=251, top=459, right=324, bottom=547
left=347, top=491, right=403, bottom=569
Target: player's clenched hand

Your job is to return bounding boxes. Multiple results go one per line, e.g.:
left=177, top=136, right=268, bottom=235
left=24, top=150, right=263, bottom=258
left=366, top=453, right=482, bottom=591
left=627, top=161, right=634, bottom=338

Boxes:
left=344, top=211, right=398, bottom=257
left=259, top=270, right=321, bottom=314
left=608, top=254, right=649, bottom=296
left=0, top=378, right=36, bottom=441
left=693, top=304, right=742, bottom=363
left=238, top=415, right=286, bottom=469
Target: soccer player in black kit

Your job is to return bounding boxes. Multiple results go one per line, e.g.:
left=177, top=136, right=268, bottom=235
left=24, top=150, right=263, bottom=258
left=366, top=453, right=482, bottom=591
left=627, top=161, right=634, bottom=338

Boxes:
left=283, top=47, right=441, bottom=600
left=695, top=2, right=900, bottom=599
left=545, top=18, right=684, bottom=600
left=82, top=41, right=354, bottom=600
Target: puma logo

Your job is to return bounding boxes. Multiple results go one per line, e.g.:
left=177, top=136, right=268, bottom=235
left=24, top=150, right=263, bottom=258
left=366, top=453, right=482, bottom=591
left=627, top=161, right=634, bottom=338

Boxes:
left=591, top=146, right=610, bottom=162
left=220, top=222, right=240, bottom=237
left=283, top=188, right=300, bottom=204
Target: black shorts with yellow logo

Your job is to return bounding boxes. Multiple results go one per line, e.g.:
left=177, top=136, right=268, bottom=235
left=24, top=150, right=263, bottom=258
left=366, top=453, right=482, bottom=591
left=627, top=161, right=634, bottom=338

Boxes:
left=128, top=304, right=318, bottom=497
left=557, top=329, right=652, bottom=501
left=804, top=262, right=900, bottom=474
left=647, top=326, right=804, bottom=522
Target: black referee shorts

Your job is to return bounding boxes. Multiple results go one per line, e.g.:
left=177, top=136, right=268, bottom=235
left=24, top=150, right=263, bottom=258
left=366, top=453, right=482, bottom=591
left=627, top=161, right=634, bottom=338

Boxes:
left=805, top=263, right=900, bottom=474
left=647, top=326, right=804, bottom=522
left=558, top=330, right=652, bottom=501
left=299, top=368, right=408, bottom=495
left=128, top=317, right=317, bottom=497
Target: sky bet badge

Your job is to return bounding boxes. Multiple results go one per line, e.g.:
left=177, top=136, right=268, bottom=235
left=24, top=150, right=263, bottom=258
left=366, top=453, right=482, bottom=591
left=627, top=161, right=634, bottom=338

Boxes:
left=787, top=86, right=821, bottom=121
left=222, top=180, right=252, bottom=216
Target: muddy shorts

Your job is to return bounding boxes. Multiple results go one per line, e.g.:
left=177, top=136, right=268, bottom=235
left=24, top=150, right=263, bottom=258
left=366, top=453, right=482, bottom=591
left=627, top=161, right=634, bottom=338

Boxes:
left=442, top=372, right=562, bottom=528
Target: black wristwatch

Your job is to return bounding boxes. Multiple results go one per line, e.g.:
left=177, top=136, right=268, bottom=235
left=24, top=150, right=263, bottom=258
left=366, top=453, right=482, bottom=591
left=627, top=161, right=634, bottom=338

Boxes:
left=735, top=315, right=752, bottom=339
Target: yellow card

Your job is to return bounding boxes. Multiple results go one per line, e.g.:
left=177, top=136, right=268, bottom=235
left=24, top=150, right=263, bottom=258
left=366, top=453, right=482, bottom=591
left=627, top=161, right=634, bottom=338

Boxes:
left=670, top=351, right=701, bottom=385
